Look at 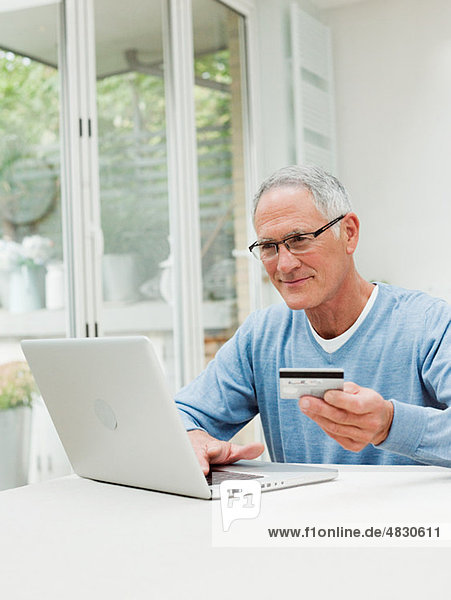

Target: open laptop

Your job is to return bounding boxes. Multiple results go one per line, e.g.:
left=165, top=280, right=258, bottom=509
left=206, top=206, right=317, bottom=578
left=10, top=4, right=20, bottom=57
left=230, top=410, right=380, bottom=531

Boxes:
left=21, top=336, right=338, bottom=499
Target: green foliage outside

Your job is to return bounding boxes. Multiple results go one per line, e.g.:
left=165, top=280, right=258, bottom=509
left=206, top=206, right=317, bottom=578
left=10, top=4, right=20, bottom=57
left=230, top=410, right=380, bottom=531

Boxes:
left=0, top=362, right=37, bottom=410
left=0, top=51, right=61, bottom=252
left=0, top=46, right=234, bottom=293
left=0, top=51, right=59, bottom=144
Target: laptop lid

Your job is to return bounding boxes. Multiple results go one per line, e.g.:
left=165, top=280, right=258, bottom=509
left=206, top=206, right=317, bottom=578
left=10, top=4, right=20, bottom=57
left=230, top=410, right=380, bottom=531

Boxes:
left=22, top=336, right=213, bottom=499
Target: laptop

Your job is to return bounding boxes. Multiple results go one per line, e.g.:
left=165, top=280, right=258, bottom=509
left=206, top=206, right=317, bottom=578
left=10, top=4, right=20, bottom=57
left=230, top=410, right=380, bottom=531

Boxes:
left=21, top=336, right=338, bottom=499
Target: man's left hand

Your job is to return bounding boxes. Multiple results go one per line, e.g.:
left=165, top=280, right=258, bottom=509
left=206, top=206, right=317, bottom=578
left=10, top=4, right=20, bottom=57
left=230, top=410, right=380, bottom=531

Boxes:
left=298, top=381, right=394, bottom=451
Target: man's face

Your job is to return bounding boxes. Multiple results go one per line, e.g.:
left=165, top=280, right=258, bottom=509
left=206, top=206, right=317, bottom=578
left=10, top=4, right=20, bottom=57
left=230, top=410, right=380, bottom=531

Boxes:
left=253, top=186, right=354, bottom=311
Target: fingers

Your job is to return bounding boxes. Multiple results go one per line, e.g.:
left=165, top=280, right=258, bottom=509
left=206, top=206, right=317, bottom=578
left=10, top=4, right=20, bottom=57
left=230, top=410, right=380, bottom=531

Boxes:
left=299, top=383, right=394, bottom=450
left=206, top=441, right=264, bottom=466
left=320, top=382, right=376, bottom=414
left=228, top=442, right=265, bottom=462
left=187, top=430, right=264, bottom=475
left=197, top=452, right=212, bottom=475
left=321, top=431, right=369, bottom=452
left=300, top=394, right=352, bottom=425
left=302, top=409, right=376, bottom=450
left=322, top=385, right=368, bottom=413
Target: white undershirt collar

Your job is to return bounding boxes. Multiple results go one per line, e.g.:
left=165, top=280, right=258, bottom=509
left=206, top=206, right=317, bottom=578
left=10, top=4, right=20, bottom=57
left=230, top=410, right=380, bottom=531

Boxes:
left=308, top=284, right=379, bottom=354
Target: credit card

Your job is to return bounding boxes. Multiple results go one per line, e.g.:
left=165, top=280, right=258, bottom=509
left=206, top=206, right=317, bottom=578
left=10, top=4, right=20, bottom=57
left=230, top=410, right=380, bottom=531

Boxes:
left=279, top=368, right=344, bottom=400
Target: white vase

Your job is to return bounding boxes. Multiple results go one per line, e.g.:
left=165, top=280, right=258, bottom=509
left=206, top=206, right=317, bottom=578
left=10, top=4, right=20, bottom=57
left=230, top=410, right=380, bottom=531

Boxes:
left=102, top=253, right=139, bottom=302
left=159, top=257, right=174, bottom=305
left=9, top=264, right=46, bottom=313
left=0, top=406, right=32, bottom=491
left=0, top=268, right=10, bottom=309
left=45, top=262, right=65, bottom=310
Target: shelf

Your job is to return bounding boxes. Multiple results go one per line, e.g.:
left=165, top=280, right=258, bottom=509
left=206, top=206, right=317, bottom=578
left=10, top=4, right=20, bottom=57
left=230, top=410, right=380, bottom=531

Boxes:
left=0, top=299, right=236, bottom=338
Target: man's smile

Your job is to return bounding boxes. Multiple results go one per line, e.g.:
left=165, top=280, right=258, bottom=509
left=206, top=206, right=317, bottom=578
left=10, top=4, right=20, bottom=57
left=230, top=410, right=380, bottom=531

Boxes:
left=279, top=275, right=313, bottom=286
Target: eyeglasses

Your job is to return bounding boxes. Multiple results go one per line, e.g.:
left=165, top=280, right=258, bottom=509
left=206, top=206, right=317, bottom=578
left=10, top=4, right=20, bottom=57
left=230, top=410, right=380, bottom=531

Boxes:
left=248, top=214, right=346, bottom=262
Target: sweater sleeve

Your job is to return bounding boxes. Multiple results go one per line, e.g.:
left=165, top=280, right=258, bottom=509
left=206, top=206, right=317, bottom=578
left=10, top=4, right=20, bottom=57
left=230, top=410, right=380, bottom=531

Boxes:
left=175, top=312, right=259, bottom=441
left=376, top=300, right=451, bottom=467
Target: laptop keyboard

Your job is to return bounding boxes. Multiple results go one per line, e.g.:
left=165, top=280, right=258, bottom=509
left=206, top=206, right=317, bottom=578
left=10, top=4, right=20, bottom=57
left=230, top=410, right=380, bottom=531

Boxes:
left=206, top=470, right=264, bottom=486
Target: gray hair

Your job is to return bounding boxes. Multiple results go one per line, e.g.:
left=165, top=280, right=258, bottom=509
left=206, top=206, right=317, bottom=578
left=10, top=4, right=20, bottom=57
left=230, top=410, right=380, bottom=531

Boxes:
left=253, top=165, right=352, bottom=236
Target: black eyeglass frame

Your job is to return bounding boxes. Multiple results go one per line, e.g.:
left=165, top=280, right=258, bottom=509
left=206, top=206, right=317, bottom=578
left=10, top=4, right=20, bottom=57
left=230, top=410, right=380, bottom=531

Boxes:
left=248, top=214, right=347, bottom=260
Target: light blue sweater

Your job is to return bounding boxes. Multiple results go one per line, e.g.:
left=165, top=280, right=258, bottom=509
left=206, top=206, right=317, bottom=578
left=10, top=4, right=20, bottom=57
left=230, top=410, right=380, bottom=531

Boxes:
left=176, top=283, right=451, bottom=467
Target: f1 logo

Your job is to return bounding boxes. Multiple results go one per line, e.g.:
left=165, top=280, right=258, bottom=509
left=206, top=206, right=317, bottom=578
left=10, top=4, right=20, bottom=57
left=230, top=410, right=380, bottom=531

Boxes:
left=219, top=480, right=262, bottom=531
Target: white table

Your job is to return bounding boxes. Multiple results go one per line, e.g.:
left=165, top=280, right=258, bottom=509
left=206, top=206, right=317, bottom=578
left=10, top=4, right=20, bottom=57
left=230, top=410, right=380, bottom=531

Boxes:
left=1, top=466, right=450, bottom=599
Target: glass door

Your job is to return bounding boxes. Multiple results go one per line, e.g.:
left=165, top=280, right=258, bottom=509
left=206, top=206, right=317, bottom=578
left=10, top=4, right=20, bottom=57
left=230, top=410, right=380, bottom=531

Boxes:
left=93, top=0, right=175, bottom=384
left=192, top=0, right=252, bottom=363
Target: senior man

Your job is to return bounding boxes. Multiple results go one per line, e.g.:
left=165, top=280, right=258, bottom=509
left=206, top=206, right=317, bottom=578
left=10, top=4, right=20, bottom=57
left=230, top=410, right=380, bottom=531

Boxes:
left=176, top=164, right=451, bottom=473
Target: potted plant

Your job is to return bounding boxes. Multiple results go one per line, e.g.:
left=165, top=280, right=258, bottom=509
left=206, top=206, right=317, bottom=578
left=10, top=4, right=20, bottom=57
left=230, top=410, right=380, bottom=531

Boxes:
left=0, top=361, right=37, bottom=490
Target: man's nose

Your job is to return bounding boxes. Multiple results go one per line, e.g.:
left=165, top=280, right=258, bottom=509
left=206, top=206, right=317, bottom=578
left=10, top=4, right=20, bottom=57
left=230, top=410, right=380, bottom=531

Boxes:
left=276, top=244, right=301, bottom=271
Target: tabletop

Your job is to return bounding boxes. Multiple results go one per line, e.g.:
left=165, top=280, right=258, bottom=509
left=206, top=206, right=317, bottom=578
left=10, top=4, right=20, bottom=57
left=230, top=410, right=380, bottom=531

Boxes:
left=1, top=465, right=450, bottom=599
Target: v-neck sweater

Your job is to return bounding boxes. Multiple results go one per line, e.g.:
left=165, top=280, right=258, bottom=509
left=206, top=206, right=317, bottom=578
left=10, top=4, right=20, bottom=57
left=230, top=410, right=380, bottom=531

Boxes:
left=176, top=283, right=451, bottom=467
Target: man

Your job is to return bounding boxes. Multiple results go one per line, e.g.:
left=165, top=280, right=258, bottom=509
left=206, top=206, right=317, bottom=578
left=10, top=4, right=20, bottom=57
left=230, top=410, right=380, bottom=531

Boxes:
left=176, top=165, right=451, bottom=474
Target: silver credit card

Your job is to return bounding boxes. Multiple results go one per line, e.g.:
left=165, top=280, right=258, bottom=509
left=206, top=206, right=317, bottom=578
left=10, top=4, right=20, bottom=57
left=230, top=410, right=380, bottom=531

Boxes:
left=279, top=368, right=344, bottom=400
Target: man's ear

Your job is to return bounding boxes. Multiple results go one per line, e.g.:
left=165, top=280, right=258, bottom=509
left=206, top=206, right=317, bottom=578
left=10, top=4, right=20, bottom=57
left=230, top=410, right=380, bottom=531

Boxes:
left=342, top=213, right=360, bottom=255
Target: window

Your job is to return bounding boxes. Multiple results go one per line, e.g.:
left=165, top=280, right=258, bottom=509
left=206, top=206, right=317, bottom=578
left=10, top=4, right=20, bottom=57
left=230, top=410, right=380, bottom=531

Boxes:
left=0, top=0, right=258, bottom=489
left=193, top=0, right=252, bottom=363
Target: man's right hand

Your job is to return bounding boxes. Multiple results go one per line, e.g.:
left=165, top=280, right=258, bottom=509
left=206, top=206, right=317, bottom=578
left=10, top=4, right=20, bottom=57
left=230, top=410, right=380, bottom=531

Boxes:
left=188, top=429, right=265, bottom=475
